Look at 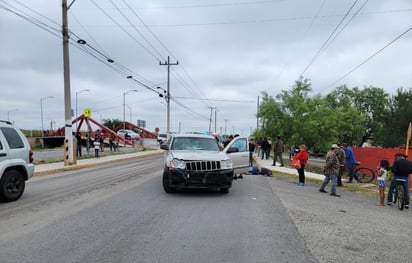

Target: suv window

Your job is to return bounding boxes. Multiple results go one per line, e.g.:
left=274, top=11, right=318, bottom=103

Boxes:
left=0, top=127, right=25, bottom=149
left=171, top=137, right=220, bottom=151
left=231, top=138, right=247, bottom=152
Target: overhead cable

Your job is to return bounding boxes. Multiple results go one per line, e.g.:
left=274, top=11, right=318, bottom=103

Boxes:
left=299, top=0, right=361, bottom=77
left=327, top=26, right=412, bottom=89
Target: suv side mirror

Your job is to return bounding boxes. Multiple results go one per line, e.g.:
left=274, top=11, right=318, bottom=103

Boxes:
left=160, top=144, right=169, bottom=150
left=226, top=147, right=239, bottom=154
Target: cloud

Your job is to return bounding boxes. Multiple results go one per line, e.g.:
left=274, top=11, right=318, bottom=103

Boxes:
left=1, top=0, right=411, bottom=136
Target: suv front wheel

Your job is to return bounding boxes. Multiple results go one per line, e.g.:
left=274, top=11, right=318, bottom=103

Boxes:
left=162, top=171, right=176, bottom=193
left=0, top=170, right=26, bottom=202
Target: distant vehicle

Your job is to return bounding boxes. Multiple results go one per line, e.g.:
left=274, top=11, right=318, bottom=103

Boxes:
left=160, top=134, right=249, bottom=194
left=117, top=129, right=140, bottom=140
left=157, top=133, right=168, bottom=144
left=0, top=120, right=35, bottom=202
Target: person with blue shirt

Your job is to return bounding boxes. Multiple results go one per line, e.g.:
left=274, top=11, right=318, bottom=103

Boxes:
left=342, top=143, right=360, bottom=183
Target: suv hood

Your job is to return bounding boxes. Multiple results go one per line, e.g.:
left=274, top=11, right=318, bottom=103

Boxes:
left=170, top=150, right=230, bottom=161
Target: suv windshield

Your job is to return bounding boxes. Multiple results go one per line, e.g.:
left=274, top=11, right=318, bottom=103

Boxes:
left=171, top=137, right=220, bottom=151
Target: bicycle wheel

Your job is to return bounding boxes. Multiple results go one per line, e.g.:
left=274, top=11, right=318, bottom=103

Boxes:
left=393, top=187, right=398, bottom=204
left=397, top=184, right=404, bottom=211
left=354, top=167, right=375, bottom=183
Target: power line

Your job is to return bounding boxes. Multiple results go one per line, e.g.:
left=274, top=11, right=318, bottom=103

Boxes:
left=299, top=0, right=361, bottom=77
left=323, top=0, right=369, bottom=52
left=173, top=96, right=255, bottom=103
left=88, top=0, right=161, bottom=61
left=327, top=25, right=412, bottom=89
left=109, top=0, right=165, bottom=60
left=121, top=0, right=209, bottom=106
left=130, top=0, right=283, bottom=10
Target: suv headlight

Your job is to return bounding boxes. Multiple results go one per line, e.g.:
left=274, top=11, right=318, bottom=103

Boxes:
left=170, top=158, right=186, bottom=169
left=220, top=159, right=233, bottom=169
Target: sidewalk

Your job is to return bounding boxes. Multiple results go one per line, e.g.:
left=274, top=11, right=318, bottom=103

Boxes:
left=34, top=149, right=164, bottom=176
left=258, top=157, right=325, bottom=180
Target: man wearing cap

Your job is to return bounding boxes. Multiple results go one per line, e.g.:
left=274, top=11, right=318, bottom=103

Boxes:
left=319, top=144, right=341, bottom=197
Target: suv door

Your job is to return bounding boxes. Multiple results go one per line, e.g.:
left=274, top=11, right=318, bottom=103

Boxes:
left=223, top=136, right=249, bottom=174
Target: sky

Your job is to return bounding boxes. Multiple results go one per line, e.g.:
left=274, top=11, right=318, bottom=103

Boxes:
left=1, top=0, right=411, bottom=136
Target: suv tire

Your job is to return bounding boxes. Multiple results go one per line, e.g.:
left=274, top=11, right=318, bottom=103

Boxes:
left=220, top=188, right=229, bottom=194
left=0, top=170, right=25, bottom=202
left=162, top=171, right=176, bottom=193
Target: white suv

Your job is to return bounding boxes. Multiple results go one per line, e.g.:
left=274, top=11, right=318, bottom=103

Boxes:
left=157, top=133, right=168, bottom=144
left=0, top=121, right=35, bottom=202
left=160, top=134, right=250, bottom=194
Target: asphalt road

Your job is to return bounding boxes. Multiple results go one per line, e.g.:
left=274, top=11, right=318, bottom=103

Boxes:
left=0, top=155, right=315, bottom=263
left=1, top=155, right=411, bottom=263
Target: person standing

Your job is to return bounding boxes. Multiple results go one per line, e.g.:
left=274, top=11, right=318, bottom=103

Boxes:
left=336, top=144, right=346, bottom=186
left=295, top=144, right=309, bottom=186
left=319, top=144, right=341, bottom=197
left=75, top=132, right=82, bottom=157
left=342, top=143, right=359, bottom=183
left=248, top=138, right=256, bottom=167
left=387, top=153, right=412, bottom=208
left=261, top=138, right=270, bottom=160
left=272, top=136, right=284, bottom=167
left=93, top=139, right=100, bottom=158
left=99, top=134, right=105, bottom=152
left=376, top=159, right=390, bottom=206
left=223, top=135, right=233, bottom=148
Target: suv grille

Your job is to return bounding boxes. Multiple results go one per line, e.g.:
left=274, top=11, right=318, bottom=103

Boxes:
left=185, top=160, right=221, bottom=171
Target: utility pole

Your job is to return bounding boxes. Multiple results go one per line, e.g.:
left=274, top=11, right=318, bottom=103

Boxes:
left=160, top=56, right=178, bottom=134
left=62, top=0, right=74, bottom=165
left=208, top=106, right=216, bottom=134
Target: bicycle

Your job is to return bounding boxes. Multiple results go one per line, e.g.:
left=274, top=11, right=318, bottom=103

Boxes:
left=392, top=178, right=407, bottom=210
left=352, top=162, right=375, bottom=183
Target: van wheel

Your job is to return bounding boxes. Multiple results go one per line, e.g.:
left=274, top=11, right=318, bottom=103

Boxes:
left=0, top=170, right=25, bottom=202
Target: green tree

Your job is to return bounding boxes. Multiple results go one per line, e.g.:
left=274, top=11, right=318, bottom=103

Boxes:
left=255, top=78, right=410, bottom=151
left=381, top=88, right=412, bottom=147
left=103, top=119, right=122, bottom=130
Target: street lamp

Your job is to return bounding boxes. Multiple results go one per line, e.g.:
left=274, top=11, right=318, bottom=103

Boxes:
left=7, top=109, right=18, bottom=124
left=40, top=96, right=53, bottom=137
left=123, top=89, right=138, bottom=130
left=75, top=89, right=90, bottom=130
